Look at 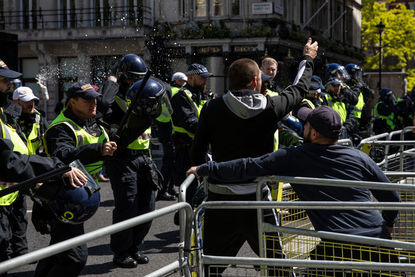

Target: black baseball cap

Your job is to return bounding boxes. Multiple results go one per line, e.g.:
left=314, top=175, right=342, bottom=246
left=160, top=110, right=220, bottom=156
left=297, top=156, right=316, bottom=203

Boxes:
left=297, top=106, right=342, bottom=139
left=186, top=63, right=213, bottom=78
left=0, top=59, right=22, bottom=79
left=66, top=81, right=101, bottom=99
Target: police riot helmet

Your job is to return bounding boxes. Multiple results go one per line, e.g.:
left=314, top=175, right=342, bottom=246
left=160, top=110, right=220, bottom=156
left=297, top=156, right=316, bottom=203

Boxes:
left=112, top=54, right=148, bottom=81
left=126, top=78, right=172, bottom=119
left=47, top=160, right=100, bottom=224
left=379, top=88, right=395, bottom=104
left=345, top=64, right=363, bottom=83
left=325, top=63, right=350, bottom=82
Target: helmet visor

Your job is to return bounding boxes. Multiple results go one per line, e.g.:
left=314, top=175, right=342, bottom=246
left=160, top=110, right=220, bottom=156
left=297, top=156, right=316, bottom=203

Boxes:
left=337, top=66, right=350, bottom=81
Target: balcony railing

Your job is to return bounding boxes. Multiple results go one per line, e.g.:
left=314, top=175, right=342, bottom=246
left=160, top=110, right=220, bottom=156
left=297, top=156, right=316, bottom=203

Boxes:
left=0, top=5, right=153, bottom=31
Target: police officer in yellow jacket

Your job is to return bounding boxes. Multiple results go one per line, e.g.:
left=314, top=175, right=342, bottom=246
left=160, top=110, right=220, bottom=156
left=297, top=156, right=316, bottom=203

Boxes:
left=0, top=60, right=33, bottom=269
left=6, top=86, right=48, bottom=259
left=154, top=72, right=188, bottom=201
left=170, top=63, right=213, bottom=205
left=35, top=81, right=117, bottom=277
left=98, top=54, right=169, bottom=268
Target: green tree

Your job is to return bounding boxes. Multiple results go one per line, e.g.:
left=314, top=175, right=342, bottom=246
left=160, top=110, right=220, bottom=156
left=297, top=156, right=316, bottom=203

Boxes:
left=362, top=0, right=415, bottom=90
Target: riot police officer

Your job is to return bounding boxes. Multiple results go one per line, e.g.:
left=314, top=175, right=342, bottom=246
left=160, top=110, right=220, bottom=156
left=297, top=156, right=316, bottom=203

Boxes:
left=34, top=81, right=117, bottom=277
left=345, top=64, right=375, bottom=134
left=99, top=54, right=170, bottom=268
left=373, top=88, right=397, bottom=135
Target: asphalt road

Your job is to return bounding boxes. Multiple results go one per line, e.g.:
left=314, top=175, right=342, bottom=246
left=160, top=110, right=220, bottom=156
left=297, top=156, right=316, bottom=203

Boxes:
left=8, top=180, right=184, bottom=277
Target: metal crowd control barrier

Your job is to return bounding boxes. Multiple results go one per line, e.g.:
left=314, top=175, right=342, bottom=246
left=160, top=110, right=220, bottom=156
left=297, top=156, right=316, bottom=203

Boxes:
left=192, top=175, right=415, bottom=277
left=0, top=202, right=194, bottom=277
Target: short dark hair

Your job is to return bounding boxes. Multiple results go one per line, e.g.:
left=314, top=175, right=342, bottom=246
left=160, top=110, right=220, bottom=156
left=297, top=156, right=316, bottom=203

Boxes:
left=228, top=58, right=260, bottom=90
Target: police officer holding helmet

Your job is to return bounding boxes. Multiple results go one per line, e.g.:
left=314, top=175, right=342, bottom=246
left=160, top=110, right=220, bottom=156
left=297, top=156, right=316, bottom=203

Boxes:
left=34, top=81, right=117, bottom=277
left=99, top=54, right=171, bottom=268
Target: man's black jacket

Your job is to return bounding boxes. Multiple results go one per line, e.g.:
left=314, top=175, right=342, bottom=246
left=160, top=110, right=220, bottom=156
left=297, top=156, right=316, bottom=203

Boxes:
left=190, top=55, right=314, bottom=169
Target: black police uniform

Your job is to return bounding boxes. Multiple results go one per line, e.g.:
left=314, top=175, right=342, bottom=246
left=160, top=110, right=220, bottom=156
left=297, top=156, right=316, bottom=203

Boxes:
left=155, top=82, right=178, bottom=199
left=0, top=139, right=67, bottom=277
left=8, top=110, right=48, bottom=258
left=170, top=82, right=205, bottom=204
left=99, top=78, right=155, bottom=266
left=34, top=108, right=106, bottom=277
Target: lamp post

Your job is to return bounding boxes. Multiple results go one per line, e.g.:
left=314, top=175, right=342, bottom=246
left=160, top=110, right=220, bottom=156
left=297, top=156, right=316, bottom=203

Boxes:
left=376, top=20, right=385, bottom=90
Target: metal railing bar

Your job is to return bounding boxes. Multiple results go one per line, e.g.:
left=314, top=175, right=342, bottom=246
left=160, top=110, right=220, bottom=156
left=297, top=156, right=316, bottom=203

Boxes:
left=257, top=175, right=415, bottom=192
left=202, top=255, right=415, bottom=271
left=197, top=201, right=415, bottom=210
left=0, top=202, right=193, bottom=274
left=263, top=224, right=415, bottom=250
left=144, top=259, right=187, bottom=277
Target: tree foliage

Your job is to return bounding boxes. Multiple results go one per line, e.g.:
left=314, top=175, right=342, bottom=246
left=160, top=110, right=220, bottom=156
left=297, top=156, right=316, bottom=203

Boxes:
left=362, top=0, right=415, bottom=90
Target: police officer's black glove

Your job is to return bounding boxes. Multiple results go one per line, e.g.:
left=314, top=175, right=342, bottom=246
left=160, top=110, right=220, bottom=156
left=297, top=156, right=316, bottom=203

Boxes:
left=31, top=200, right=53, bottom=235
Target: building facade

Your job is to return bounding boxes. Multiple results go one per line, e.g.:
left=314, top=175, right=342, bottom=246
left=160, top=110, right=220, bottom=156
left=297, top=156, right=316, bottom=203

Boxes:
left=0, top=0, right=362, bottom=120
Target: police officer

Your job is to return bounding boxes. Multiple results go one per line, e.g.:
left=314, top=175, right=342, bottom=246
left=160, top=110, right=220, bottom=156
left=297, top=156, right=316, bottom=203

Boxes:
left=170, top=63, right=213, bottom=206
left=5, top=86, right=48, bottom=259
left=154, top=72, right=188, bottom=201
left=13, top=86, right=48, bottom=155
left=99, top=54, right=169, bottom=268
left=345, top=64, right=375, bottom=135
left=395, top=88, right=415, bottom=130
left=260, top=57, right=283, bottom=94
left=322, top=77, right=357, bottom=139
left=373, top=88, right=397, bottom=135
left=34, top=81, right=117, bottom=277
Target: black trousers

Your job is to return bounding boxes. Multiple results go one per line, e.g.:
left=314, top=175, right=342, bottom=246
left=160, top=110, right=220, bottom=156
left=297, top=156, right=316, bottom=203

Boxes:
left=0, top=207, right=11, bottom=277
left=160, top=140, right=177, bottom=193
left=203, top=191, right=289, bottom=277
left=106, top=154, right=155, bottom=256
left=34, top=219, right=87, bottom=277
left=8, top=193, right=28, bottom=257
left=173, top=144, right=198, bottom=204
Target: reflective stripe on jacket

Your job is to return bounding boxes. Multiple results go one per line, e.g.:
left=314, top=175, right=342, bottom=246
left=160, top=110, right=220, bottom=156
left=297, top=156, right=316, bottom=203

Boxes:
left=0, top=108, right=28, bottom=205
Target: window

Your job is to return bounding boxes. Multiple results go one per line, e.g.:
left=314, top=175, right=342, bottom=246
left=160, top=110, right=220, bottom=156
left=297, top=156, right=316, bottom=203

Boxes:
left=195, top=0, right=207, bottom=17
left=231, top=0, right=240, bottom=16
left=212, top=0, right=224, bottom=16
left=58, top=0, right=76, bottom=28
left=21, top=58, right=40, bottom=97
left=20, top=0, right=37, bottom=29
left=195, top=0, right=228, bottom=18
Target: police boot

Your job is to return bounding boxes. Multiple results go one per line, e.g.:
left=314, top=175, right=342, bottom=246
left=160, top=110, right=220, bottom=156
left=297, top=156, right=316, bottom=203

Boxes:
left=156, top=191, right=176, bottom=201
left=113, top=255, right=138, bottom=268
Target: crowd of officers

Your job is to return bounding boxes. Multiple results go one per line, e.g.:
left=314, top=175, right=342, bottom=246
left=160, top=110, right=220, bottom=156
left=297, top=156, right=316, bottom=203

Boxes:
left=0, top=36, right=413, bottom=277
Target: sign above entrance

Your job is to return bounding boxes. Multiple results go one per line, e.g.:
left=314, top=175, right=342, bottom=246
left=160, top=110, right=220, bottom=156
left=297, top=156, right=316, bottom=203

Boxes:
left=252, top=3, right=273, bottom=15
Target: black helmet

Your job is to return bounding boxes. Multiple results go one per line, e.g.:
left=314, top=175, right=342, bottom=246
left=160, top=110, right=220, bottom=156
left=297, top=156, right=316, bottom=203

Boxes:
left=345, top=64, right=363, bottom=83
left=112, top=54, right=148, bottom=81
left=379, top=88, right=395, bottom=104
left=325, top=63, right=350, bottom=82
left=46, top=160, right=100, bottom=224
left=126, top=78, right=172, bottom=119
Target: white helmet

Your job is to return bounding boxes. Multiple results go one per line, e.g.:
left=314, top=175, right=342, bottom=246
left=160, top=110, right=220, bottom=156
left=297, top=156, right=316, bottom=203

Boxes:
left=171, top=72, right=188, bottom=82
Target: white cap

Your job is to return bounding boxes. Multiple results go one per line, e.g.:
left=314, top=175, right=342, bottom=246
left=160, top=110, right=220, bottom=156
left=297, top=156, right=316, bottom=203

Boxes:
left=13, top=86, right=39, bottom=102
left=171, top=72, right=188, bottom=82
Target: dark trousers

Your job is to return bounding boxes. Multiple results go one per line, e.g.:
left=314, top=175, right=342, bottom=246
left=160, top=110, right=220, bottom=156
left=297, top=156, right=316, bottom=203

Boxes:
left=106, top=154, right=155, bottom=256
left=203, top=191, right=289, bottom=276
left=160, top=140, right=176, bottom=193
left=174, top=144, right=198, bottom=204
left=0, top=207, right=11, bottom=277
left=309, top=240, right=402, bottom=277
left=8, top=193, right=28, bottom=257
left=34, top=220, right=87, bottom=277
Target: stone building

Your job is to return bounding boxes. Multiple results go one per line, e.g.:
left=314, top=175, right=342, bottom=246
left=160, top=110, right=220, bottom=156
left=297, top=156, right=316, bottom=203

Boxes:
left=0, top=0, right=362, bottom=120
